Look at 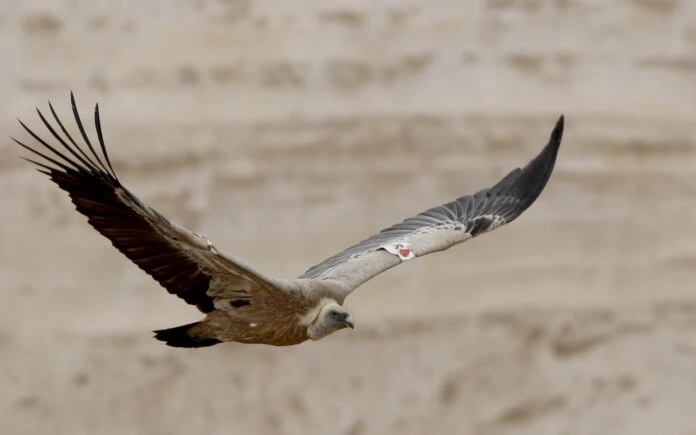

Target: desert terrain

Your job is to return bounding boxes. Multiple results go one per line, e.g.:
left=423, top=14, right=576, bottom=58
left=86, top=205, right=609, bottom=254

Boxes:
left=1, top=1, right=696, bottom=434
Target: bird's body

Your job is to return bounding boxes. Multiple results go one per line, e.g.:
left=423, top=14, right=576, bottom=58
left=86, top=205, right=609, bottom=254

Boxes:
left=175, top=279, right=347, bottom=347
left=14, top=94, right=564, bottom=348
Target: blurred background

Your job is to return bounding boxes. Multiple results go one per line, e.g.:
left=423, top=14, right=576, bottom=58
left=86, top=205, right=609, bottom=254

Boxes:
left=1, top=1, right=696, bottom=434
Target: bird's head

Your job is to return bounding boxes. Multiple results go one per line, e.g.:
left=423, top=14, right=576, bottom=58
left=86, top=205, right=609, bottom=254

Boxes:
left=306, top=301, right=354, bottom=340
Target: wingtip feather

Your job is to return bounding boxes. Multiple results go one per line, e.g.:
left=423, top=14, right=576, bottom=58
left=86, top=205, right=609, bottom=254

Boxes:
left=550, top=114, right=564, bottom=148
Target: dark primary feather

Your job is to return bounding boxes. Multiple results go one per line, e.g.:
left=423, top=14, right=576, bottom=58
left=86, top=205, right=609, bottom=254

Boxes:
left=13, top=93, right=216, bottom=312
left=301, top=115, right=564, bottom=281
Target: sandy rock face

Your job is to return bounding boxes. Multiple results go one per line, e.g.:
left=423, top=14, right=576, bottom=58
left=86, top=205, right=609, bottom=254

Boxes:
left=1, top=1, right=696, bottom=434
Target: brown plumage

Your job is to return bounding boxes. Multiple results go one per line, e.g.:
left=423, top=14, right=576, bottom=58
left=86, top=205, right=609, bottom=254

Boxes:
left=14, top=94, right=564, bottom=348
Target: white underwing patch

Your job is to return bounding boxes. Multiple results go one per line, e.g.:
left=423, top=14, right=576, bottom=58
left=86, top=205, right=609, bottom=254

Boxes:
left=381, top=242, right=416, bottom=261
left=206, top=239, right=219, bottom=254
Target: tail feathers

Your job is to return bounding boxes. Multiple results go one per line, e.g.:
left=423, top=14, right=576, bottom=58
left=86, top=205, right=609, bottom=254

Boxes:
left=153, top=322, right=222, bottom=348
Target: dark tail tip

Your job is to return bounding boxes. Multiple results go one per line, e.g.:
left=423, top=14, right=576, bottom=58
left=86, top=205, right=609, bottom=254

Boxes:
left=153, top=322, right=222, bottom=348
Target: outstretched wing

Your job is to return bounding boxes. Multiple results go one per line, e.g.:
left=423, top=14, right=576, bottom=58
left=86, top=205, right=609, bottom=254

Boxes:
left=13, top=93, right=278, bottom=313
left=300, top=116, right=564, bottom=296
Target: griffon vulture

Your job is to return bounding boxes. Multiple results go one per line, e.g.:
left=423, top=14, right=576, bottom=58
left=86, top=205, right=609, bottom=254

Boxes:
left=13, top=94, right=564, bottom=347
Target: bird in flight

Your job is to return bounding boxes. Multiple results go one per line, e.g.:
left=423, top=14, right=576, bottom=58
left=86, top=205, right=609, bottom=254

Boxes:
left=13, top=94, right=564, bottom=348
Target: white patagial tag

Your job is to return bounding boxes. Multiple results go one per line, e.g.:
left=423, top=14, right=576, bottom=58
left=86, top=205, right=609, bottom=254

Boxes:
left=382, top=243, right=416, bottom=261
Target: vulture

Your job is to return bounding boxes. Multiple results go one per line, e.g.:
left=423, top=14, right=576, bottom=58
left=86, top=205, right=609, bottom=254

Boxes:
left=13, top=94, right=564, bottom=348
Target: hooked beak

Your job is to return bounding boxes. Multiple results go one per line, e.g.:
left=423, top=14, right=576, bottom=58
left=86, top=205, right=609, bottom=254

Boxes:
left=343, top=315, right=355, bottom=329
